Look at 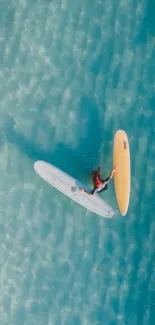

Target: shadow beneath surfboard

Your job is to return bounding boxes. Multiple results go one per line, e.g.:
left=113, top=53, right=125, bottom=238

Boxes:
left=2, top=116, right=88, bottom=181
left=2, top=95, right=115, bottom=185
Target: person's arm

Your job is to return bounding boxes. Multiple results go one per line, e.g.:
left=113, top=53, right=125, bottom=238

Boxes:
left=102, top=176, right=111, bottom=186
left=109, top=167, right=116, bottom=179
left=102, top=167, right=116, bottom=185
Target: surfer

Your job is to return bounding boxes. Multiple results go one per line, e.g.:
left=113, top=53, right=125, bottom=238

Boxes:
left=80, top=167, right=115, bottom=196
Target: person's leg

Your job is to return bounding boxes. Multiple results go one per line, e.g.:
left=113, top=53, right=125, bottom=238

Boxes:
left=80, top=188, right=93, bottom=196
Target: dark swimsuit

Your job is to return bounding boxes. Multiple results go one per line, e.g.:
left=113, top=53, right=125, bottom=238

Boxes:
left=91, top=176, right=111, bottom=194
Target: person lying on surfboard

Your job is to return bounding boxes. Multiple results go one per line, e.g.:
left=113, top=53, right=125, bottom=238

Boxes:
left=80, top=167, right=116, bottom=196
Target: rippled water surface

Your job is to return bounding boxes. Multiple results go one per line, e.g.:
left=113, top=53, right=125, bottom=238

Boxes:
left=0, top=0, right=155, bottom=324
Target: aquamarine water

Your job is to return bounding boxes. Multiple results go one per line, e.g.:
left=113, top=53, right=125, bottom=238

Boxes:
left=0, top=0, right=155, bottom=324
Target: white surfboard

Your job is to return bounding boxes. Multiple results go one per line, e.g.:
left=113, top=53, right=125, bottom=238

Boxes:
left=34, top=161, right=114, bottom=218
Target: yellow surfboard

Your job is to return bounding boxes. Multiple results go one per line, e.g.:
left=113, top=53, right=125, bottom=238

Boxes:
left=113, top=130, right=130, bottom=216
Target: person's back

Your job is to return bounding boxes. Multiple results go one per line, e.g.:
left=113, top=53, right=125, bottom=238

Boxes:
left=80, top=167, right=115, bottom=196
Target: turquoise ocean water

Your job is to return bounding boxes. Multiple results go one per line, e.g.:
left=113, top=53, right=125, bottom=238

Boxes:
left=0, top=0, right=155, bottom=324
